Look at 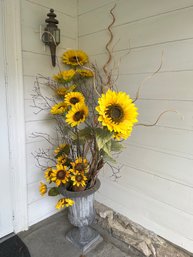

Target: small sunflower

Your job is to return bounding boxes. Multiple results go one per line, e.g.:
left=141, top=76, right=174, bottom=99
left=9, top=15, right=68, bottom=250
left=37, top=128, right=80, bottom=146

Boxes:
left=54, top=144, right=67, bottom=156
left=50, top=102, right=67, bottom=115
left=55, top=87, right=68, bottom=96
left=64, top=92, right=85, bottom=106
left=53, top=69, right=76, bottom=83
left=51, top=164, right=70, bottom=186
left=71, top=171, right=87, bottom=187
left=44, top=167, right=53, bottom=182
left=62, top=50, right=88, bottom=66
left=39, top=182, right=47, bottom=196
left=57, top=156, right=67, bottom=165
left=96, top=90, right=138, bottom=139
left=56, top=198, right=74, bottom=209
left=76, top=69, right=94, bottom=77
left=113, top=128, right=133, bottom=141
left=66, top=103, right=88, bottom=127
left=71, top=157, right=89, bottom=173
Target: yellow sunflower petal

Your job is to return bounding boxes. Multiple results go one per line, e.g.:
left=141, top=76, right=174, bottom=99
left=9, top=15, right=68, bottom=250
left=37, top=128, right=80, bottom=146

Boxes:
left=50, top=102, right=67, bottom=115
left=62, top=50, right=88, bottom=66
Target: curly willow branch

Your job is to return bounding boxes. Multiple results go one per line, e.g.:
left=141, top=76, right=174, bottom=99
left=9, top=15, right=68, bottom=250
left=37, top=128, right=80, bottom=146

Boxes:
left=103, top=4, right=116, bottom=88
left=132, top=51, right=164, bottom=103
left=135, top=110, right=183, bottom=127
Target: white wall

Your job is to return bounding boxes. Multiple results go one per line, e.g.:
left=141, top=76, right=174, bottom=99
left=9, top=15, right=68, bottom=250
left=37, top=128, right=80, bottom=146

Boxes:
left=78, top=0, right=193, bottom=253
left=21, top=0, right=77, bottom=226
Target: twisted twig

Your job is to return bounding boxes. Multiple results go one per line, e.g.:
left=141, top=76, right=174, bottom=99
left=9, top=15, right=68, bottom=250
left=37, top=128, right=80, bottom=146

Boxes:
left=103, top=4, right=116, bottom=88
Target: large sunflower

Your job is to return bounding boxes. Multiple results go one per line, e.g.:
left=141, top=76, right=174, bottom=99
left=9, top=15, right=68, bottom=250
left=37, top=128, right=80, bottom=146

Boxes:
left=71, top=157, right=89, bottom=173
left=50, top=102, right=67, bottom=115
left=62, top=50, right=88, bottom=66
left=51, top=164, right=70, bottom=186
left=53, top=69, right=76, bottom=83
left=66, top=103, right=88, bottom=127
left=71, top=170, right=87, bottom=187
left=64, top=92, right=85, bottom=106
left=56, top=198, right=74, bottom=209
left=96, top=90, right=138, bottom=138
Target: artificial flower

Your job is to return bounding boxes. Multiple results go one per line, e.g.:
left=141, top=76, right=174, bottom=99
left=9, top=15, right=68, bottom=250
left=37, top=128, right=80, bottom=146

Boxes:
left=71, top=171, right=87, bottom=187
left=39, top=182, right=47, bottom=196
left=44, top=167, right=53, bottom=182
left=56, top=198, right=74, bottom=209
left=76, top=69, right=94, bottom=77
left=51, top=164, right=70, bottom=186
left=50, top=102, right=67, bottom=115
left=66, top=103, right=88, bottom=127
left=71, top=157, right=89, bottom=173
left=96, top=90, right=138, bottom=139
left=62, top=50, right=88, bottom=66
left=64, top=91, right=85, bottom=106
left=53, top=69, right=76, bottom=83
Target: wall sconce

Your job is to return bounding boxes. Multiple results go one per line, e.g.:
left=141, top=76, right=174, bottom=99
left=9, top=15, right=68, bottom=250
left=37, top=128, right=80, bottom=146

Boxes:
left=42, top=9, right=60, bottom=67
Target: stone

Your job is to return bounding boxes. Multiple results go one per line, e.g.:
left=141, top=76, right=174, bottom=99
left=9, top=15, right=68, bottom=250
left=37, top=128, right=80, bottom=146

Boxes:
left=94, top=201, right=192, bottom=257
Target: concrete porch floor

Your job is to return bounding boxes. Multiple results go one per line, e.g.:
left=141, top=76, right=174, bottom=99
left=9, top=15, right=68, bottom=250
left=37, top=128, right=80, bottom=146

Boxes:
left=19, top=211, right=139, bottom=257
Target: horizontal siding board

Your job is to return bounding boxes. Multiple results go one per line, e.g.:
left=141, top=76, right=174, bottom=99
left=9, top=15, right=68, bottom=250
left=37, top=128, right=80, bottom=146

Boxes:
left=28, top=197, right=60, bottom=226
left=88, top=38, right=193, bottom=73
left=26, top=140, right=55, bottom=185
left=120, top=143, right=193, bottom=187
left=78, top=0, right=114, bottom=15
left=130, top=126, right=193, bottom=157
left=26, top=0, right=77, bottom=17
left=102, top=165, right=193, bottom=215
left=21, top=0, right=76, bottom=38
left=79, top=7, right=193, bottom=53
left=79, top=0, right=193, bottom=36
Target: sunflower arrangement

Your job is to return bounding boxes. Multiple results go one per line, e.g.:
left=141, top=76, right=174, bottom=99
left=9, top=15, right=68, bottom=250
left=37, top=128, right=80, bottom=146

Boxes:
left=33, top=46, right=139, bottom=210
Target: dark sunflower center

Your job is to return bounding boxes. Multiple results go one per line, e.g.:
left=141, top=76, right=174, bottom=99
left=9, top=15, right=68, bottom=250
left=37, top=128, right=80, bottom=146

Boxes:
left=73, top=111, right=84, bottom=121
left=70, top=97, right=79, bottom=105
left=76, top=175, right=83, bottom=182
left=106, top=104, right=124, bottom=123
left=70, top=56, right=81, bottom=63
left=48, top=170, right=52, bottom=176
left=75, top=163, right=85, bottom=172
left=57, top=170, right=66, bottom=180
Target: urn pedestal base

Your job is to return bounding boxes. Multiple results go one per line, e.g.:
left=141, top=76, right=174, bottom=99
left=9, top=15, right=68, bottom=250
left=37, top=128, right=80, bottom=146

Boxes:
left=66, top=226, right=103, bottom=253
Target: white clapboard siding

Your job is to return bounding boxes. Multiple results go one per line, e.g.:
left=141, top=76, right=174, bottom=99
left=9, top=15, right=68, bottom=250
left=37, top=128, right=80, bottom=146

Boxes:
left=22, top=26, right=76, bottom=56
left=88, top=39, right=193, bottom=74
left=96, top=181, right=193, bottom=253
left=79, top=7, right=193, bottom=55
left=21, top=1, right=76, bottom=38
left=26, top=140, right=55, bottom=185
left=78, top=0, right=193, bottom=252
left=21, top=0, right=77, bottom=226
left=119, top=143, right=193, bottom=187
left=79, top=0, right=193, bottom=36
left=27, top=0, right=77, bottom=17
left=102, top=165, right=193, bottom=216
left=28, top=197, right=60, bottom=226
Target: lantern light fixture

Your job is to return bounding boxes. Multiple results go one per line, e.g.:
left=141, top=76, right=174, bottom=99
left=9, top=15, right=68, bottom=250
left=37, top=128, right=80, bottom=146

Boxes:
left=42, top=9, right=60, bottom=67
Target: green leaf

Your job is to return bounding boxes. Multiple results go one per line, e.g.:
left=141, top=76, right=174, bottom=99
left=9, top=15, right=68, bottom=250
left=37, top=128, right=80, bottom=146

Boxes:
left=95, top=128, right=112, bottom=150
left=111, top=140, right=124, bottom=152
left=48, top=187, right=60, bottom=196
left=103, top=140, right=112, bottom=156
left=78, top=127, right=93, bottom=139
left=101, top=149, right=116, bottom=164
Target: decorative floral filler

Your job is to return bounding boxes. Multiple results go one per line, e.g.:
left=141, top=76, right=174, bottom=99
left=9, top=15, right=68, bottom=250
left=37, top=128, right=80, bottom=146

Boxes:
left=53, top=69, right=76, bottom=83
left=76, top=69, right=94, bottom=77
left=50, top=102, right=67, bottom=115
left=56, top=198, right=74, bottom=209
left=39, top=182, right=47, bottom=196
